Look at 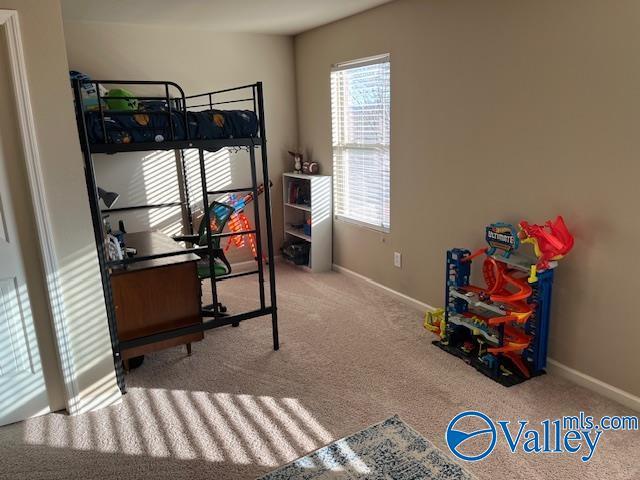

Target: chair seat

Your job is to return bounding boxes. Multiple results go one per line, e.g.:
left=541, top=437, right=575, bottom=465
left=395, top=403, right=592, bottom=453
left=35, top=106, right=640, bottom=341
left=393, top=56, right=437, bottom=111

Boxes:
left=197, top=258, right=230, bottom=279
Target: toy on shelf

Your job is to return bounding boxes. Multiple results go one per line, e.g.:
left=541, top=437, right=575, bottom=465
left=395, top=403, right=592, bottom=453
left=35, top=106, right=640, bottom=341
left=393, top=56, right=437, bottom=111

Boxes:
left=287, top=179, right=310, bottom=206
left=288, top=151, right=303, bottom=174
left=425, top=217, right=574, bottom=386
left=302, top=161, right=319, bottom=174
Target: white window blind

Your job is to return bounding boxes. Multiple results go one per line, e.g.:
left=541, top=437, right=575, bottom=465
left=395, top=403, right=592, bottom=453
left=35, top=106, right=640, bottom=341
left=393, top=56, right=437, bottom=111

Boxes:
left=331, top=54, right=390, bottom=232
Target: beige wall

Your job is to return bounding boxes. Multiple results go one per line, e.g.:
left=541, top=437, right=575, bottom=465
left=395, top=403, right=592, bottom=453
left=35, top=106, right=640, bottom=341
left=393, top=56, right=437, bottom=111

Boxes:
left=0, top=0, right=120, bottom=413
left=295, top=0, right=640, bottom=397
left=63, top=21, right=298, bottom=262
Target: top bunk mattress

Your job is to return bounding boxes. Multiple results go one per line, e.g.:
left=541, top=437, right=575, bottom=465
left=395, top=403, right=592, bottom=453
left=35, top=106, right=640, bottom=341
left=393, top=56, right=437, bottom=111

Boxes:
left=85, top=108, right=258, bottom=145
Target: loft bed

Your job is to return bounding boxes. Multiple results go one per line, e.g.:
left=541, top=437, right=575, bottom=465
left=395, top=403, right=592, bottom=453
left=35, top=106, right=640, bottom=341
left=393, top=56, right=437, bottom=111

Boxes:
left=72, top=79, right=279, bottom=392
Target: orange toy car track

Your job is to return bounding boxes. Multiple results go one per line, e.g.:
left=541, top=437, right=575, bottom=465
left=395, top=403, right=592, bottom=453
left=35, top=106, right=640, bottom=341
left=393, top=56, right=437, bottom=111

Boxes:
left=460, top=254, right=534, bottom=378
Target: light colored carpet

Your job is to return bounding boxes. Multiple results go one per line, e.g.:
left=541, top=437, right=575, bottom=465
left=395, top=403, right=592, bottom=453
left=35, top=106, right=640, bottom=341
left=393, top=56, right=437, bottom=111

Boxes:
left=0, top=261, right=638, bottom=479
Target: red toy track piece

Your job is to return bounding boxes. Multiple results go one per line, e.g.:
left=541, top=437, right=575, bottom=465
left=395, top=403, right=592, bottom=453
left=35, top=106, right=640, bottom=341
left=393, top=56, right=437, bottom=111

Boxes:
left=482, top=257, right=505, bottom=294
left=504, top=352, right=531, bottom=379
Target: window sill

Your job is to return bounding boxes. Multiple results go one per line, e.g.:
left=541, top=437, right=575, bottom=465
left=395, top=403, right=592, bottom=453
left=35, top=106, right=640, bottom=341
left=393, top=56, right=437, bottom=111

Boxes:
left=334, top=215, right=390, bottom=234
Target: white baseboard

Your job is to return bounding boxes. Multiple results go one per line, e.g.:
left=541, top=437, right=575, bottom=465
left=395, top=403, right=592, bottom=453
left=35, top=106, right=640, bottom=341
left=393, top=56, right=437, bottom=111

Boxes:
left=332, top=263, right=640, bottom=413
left=546, top=359, right=640, bottom=412
left=332, top=263, right=435, bottom=311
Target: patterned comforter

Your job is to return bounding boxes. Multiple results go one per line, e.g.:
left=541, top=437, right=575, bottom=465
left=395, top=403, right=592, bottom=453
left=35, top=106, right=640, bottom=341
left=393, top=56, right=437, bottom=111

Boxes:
left=85, top=108, right=258, bottom=144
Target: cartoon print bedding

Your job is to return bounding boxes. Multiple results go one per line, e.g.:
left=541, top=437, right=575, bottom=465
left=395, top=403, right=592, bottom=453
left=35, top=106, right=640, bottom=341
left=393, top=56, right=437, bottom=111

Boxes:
left=85, top=108, right=258, bottom=144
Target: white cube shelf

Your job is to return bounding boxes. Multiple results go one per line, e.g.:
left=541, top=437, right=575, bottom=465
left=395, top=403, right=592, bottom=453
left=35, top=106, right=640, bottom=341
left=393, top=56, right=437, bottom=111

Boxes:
left=282, top=173, right=332, bottom=272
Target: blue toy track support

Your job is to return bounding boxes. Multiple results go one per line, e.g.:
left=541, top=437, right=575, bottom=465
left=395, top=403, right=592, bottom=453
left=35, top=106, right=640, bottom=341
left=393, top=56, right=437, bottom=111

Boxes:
left=445, top=249, right=471, bottom=325
left=531, top=269, right=554, bottom=372
left=523, top=268, right=554, bottom=374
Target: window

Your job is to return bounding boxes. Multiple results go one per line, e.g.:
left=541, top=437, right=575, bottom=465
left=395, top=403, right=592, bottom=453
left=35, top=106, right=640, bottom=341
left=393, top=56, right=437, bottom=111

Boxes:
left=331, top=54, right=390, bottom=232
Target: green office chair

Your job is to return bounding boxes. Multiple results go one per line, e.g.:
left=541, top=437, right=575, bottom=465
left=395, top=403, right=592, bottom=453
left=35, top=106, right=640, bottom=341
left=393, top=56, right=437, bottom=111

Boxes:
left=174, top=201, right=235, bottom=313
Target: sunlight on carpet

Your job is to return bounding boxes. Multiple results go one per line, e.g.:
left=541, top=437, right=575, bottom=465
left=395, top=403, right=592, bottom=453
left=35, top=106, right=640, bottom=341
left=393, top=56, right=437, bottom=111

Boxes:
left=21, top=389, right=369, bottom=470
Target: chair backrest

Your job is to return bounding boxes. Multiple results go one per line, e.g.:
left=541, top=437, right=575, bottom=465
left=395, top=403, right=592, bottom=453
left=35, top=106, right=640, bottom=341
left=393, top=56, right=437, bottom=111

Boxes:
left=197, top=201, right=235, bottom=247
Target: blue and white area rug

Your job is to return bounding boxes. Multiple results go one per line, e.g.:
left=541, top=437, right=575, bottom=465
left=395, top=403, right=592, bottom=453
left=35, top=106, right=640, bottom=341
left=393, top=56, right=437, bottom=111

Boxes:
left=258, top=415, right=475, bottom=480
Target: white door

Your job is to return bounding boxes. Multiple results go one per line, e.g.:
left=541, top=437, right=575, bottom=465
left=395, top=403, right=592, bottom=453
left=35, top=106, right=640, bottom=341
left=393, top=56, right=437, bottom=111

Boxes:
left=0, top=27, right=50, bottom=426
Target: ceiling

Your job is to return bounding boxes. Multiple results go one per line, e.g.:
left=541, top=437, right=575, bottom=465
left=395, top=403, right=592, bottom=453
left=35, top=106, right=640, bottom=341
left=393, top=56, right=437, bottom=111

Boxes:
left=61, top=0, right=394, bottom=35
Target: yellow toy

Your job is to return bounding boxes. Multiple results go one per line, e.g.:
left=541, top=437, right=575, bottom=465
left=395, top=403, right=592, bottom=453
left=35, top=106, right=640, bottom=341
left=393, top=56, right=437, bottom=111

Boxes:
left=424, top=308, right=446, bottom=338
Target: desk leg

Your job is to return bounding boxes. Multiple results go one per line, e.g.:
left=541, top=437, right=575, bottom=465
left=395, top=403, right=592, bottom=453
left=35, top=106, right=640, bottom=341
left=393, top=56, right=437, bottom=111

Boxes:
left=186, top=343, right=192, bottom=356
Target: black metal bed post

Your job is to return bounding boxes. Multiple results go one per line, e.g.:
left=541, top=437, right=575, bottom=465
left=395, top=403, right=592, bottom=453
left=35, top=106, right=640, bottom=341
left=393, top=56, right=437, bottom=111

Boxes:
left=248, top=147, right=266, bottom=309
left=165, top=84, right=175, bottom=140
left=177, top=150, right=194, bottom=235
left=256, top=82, right=279, bottom=351
left=72, top=80, right=126, bottom=392
left=252, top=85, right=258, bottom=119
left=94, top=81, right=108, bottom=144
left=251, top=83, right=263, bottom=308
left=198, top=148, right=220, bottom=315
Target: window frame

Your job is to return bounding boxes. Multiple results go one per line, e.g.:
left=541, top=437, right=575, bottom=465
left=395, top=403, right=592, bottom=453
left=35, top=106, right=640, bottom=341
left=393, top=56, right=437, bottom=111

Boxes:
left=330, top=53, right=391, bottom=233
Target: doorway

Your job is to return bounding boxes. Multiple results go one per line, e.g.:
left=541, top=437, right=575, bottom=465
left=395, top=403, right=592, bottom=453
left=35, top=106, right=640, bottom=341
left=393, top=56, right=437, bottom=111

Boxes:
left=0, top=14, right=65, bottom=426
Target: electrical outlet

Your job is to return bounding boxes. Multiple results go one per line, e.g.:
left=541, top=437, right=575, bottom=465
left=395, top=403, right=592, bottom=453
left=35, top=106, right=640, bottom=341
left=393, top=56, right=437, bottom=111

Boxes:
left=394, top=251, right=402, bottom=268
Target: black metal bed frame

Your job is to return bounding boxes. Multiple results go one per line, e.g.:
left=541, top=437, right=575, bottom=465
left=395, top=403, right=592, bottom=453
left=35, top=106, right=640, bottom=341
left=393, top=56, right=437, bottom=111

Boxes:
left=71, top=79, right=278, bottom=392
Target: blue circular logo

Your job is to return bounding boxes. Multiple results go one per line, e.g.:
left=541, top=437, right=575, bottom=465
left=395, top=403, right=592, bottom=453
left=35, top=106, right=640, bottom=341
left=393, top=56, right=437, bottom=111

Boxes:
left=446, top=411, right=497, bottom=461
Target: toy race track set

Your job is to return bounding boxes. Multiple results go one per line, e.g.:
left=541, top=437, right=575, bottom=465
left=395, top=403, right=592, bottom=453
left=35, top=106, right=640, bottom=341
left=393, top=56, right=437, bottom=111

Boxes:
left=425, top=216, right=574, bottom=386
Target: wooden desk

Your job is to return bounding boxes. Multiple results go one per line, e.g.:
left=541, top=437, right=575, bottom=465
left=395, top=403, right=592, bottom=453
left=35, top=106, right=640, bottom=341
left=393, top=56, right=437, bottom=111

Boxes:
left=110, top=231, right=203, bottom=365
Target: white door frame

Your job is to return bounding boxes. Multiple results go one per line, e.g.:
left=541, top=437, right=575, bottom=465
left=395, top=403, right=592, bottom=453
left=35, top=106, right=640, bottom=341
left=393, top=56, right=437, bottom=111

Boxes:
left=0, top=10, right=80, bottom=415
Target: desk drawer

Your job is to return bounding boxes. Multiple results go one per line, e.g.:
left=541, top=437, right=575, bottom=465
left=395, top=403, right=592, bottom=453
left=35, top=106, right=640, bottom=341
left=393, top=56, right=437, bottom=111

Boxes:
left=111, top=261, right=202, bottom=343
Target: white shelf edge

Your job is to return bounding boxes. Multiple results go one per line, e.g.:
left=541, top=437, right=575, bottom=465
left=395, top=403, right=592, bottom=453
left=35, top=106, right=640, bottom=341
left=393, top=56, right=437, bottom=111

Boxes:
left=284, top=172, right=332, bottom=180
left=284, top=202, right=312, bottom=212
left=283, top=172, right=313, bottom=180
left=285, top=228, right=312, bottom=242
